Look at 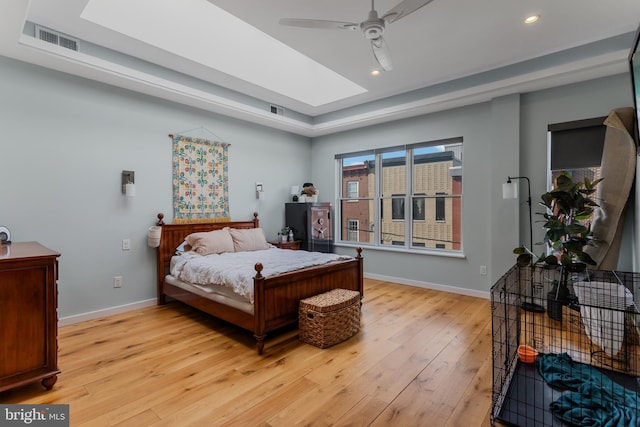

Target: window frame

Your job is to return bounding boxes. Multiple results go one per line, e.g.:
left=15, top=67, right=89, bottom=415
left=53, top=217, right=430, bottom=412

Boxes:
left=335, top=137, right=463, bottom=254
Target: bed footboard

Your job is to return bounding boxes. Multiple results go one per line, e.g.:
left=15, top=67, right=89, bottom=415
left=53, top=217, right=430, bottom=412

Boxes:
left=252, top=248, right=363, bottom=354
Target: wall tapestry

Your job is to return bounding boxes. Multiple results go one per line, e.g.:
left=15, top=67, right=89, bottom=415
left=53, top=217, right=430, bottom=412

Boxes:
left=172, top=135, right=229, bottom=223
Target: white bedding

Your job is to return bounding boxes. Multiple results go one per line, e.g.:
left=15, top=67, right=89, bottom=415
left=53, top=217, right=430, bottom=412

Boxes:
left=170, top=247, right=351, bottom=304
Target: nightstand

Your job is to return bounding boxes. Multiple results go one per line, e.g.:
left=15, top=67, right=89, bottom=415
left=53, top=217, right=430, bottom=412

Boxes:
left=271, top=240, right=301, bottom=250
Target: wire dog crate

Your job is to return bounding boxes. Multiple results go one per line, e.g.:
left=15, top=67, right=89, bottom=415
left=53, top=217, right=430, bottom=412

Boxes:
left=491, top=264, right=640, bottom=426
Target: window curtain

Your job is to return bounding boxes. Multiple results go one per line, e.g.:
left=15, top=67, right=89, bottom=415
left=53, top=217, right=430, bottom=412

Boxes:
left=584, top=107, right=637, bottom=269
left=172, top=135, right=229, bottom=223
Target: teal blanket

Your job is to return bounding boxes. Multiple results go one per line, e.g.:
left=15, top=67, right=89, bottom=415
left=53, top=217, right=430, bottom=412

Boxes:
left=536, top=353, right=639, bottom=427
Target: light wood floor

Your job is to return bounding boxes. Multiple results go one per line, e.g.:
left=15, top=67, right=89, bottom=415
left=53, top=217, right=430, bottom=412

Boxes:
left=1, top=279, right=495, bottom=426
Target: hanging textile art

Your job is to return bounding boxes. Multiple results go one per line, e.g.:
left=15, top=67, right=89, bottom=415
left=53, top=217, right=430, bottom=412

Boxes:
left=172, top=135, right=229, bottom=223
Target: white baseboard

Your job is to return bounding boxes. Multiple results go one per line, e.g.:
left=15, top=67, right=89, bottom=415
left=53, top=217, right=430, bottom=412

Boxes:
left=59, top=275, right=488, bottom=327
left=364, top=272, right=490, bottom=300
left=58, top=298, right=157, bottom=326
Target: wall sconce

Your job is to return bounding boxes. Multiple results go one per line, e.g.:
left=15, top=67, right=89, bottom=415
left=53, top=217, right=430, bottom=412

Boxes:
left=290, top=185, right=299, bottom=202
left=256, top=182, right=265, bottom=200
left=122, top=170, right=136, bottom=197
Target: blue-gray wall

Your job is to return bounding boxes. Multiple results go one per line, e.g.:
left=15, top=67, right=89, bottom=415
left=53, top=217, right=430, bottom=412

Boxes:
left=312, top=74, right=635, bottom=294
left=0, top=55, right=310, bottom=319
left=0, top=53, right=635, bottom=320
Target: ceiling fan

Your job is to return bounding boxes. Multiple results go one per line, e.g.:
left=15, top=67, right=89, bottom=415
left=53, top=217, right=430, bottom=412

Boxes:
left=279, top=0, right=435, bottom=71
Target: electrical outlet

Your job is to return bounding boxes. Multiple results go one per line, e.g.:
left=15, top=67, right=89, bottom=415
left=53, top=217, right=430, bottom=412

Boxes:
left=480, top=265, right=487, bottom=276
left=114, top=276, right=122, bottom=288
left=122, top=239, right=130, bottom=251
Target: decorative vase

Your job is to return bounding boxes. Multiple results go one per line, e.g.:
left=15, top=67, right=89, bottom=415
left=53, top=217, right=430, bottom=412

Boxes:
left=281, top=235, right=287, bottom=243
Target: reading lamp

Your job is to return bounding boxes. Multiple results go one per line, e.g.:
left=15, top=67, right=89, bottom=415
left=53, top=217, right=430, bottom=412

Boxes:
left=503, top=176, right=545, bottom=313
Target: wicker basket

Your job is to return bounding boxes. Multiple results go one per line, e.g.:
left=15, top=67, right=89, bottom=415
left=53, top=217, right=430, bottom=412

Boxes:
left=299, top=289, right=361, bottom=349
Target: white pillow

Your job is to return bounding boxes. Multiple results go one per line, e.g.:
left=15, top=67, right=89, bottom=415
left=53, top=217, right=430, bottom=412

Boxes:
left=185, top=228, right=235, bottom=255
left=228, top=228, right=270, bottom=252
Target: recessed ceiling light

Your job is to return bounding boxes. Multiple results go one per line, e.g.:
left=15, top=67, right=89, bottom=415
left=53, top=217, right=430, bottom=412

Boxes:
left=524, top=15, right=540, bottom=24
left=371, top=69, right=381, bottom=76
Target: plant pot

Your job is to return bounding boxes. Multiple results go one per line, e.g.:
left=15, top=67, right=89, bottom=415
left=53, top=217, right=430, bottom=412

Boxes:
left=546, top=281, right=570, bottom=321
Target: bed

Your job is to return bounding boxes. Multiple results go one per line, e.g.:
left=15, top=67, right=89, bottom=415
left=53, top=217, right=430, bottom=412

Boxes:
left=154, top=212, right=363, bottom=354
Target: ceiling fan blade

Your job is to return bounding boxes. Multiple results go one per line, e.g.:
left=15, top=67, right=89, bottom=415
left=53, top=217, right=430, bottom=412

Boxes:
left=381, top=0, right=435, bottom=24
left=279, top=18, right=358, bottom=31
left=370, top=36, right=393, bottom=71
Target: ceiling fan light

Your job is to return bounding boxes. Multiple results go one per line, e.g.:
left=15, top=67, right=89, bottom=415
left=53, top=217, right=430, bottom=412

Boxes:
left=524, top=15, right=540, bottom=24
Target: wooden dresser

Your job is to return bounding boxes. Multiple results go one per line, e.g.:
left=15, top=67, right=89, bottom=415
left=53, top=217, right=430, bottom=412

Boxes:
left=0, top=242, right=60, bottom=392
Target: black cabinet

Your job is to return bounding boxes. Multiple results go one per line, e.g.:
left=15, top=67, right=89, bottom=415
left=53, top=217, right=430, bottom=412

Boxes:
left=285, top=202, right=334, bottom=253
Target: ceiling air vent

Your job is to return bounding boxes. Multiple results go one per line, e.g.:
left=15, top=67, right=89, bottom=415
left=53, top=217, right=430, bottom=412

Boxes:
left=35, top=26, right=79, bottom=52
left=269, top=104, right=284, bottom=116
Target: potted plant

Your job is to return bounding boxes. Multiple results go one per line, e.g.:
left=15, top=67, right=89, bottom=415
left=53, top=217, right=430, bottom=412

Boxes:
left=514, top=171, right=602, bottom=320
left=278, top=227, right=292, bottom=243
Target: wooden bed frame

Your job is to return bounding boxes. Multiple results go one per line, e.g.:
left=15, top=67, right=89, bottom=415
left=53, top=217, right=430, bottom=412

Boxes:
left=154, top=212, right=363, bottom=354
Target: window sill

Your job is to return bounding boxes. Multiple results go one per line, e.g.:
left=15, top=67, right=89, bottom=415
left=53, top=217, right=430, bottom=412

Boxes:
left=334, top=242, right=466, bottom=259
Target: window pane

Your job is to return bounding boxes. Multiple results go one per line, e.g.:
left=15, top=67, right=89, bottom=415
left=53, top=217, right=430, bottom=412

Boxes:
left=381, top=151, right=406, bottom=246
left=381, top=150, right=406, bottom=197
left=414, top=143, right=462, bottom=195
left=411, top=195, right=461, bottom=250
left=340, top=200, right=374, bottom=244
left=380, top=197, right=404, bottom=246
left=342, top=154, right=375, bottom=198
left=412, top=142, right=462, bottom=250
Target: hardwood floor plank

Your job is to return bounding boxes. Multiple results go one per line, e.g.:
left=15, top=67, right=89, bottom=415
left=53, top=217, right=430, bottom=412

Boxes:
left=0, top=279, right=494, bottom=426
left=370, top=305, right=491, bottom=426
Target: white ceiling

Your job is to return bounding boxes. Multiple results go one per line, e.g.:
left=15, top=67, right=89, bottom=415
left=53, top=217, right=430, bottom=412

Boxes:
left=1, top=0, right=639, bottom=136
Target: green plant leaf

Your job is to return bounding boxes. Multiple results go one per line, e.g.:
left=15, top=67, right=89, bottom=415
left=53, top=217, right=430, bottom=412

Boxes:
left=516, top=253, right=532, bottom=266
left=576, top=251, right=597, bottom=265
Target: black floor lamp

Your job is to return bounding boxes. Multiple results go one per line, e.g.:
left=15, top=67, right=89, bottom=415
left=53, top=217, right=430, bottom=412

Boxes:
left=503, top=176, right=545, bottom=313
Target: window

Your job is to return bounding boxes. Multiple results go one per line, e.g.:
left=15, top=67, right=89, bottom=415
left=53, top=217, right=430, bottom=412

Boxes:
left=548, top=117, right=605, bottom=222
left=391, top=196, right=404, bottom=220
left=336, top=137, right=463, bottom=252
left=435, top=192, right=445, bottom=221
left=347, top=219, right=359, bottom=241
left=346, top=181, right=359, bottom=199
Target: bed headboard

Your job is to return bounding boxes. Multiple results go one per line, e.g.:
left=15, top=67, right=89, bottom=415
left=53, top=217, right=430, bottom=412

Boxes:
left=155, top=212, right=260, bottom=301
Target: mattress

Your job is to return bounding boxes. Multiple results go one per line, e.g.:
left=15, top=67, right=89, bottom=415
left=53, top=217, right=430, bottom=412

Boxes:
left=170, top=247, right=352, bottom=304
left=165, top=274, right=254, bottom=314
